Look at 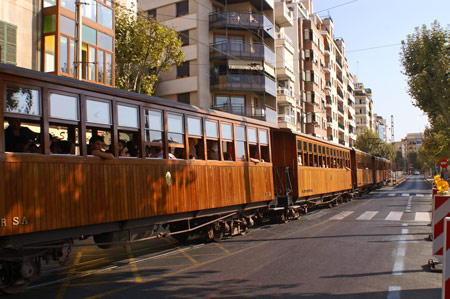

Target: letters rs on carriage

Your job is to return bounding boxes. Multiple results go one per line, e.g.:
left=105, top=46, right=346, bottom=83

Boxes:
left=0, top=217, right=29, bottom=227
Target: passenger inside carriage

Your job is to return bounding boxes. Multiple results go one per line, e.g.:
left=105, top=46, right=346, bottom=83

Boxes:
left=147, top=145, right=164, bottom=159
left=5, top=117, right=40, bottom=152
left=88, top=135, right=114, bottom=160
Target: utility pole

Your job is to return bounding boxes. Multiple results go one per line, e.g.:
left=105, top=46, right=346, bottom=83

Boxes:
left=391, top=115, right=394, bottom=143
left=74, top=1, right=84, bottom=80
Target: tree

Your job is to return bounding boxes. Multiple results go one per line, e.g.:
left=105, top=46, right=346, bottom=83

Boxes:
left=355, top=128, right=392, bottom=159
left=115, top=6, right=184, bottom=95
left=407, top=150, right=422, bottom=170
left=393, top=150, right=404, bottom=171
left=400, top=21, right=450, bottom=127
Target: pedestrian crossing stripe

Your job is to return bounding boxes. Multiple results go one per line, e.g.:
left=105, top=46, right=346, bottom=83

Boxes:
left=330, top=211, right=431, bottom=222
left=402, top=193, right=409, bottom=196
left=388, top=194, right=395, bottom=197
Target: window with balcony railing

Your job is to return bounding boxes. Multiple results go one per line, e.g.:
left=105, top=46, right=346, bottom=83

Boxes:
left=176, top=1, right=189, bottom=17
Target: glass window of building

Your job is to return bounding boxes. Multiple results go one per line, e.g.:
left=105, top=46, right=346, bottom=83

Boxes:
left=82, top=0, right=97, bottom=21
left=98, top=3, right=113, bottom=29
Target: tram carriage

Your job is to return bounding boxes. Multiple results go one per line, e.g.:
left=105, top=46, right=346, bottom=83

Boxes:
left=0, top=64, right=392, bottom=293
left=0, top=64, right=275, bottom=293
left=272, top=130, right=353, bottom=209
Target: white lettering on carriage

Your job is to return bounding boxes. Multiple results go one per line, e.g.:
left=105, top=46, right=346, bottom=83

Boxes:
left=0, top=218, right=6, bottom=227
left=13, top=217, right=19, bottom=225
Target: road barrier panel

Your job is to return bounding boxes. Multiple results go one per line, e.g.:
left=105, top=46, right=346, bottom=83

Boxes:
left=443, top=217, right=450, bottom=298
left=433, top=195, right=450, bottom=262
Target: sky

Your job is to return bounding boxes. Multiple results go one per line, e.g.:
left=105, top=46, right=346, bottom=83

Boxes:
left=311, top=0, right=450, bottom=142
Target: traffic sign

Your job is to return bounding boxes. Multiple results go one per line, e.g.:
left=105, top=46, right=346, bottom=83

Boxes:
left=441, top=158, right=449, bottom=169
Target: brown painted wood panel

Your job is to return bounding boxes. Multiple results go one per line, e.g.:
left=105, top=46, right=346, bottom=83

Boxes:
left=297, top=167, right=352, bottom=197
left=357, top=169, right=374, bottom=187
left=0, top=155, right=274, bottom=237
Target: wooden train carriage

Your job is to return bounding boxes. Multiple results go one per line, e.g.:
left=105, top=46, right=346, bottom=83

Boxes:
left=272, top=129, right=352, bottom=203
left=374, top=156, right=385, bottom=184
left=352, top=149, right=375, bottom=188
left=0, top=64, right=275, bottom=246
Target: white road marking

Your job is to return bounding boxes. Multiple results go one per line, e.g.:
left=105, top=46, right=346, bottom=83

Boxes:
left=387, top=286, right=401, bottom=299
left=385, top=212, right=403, bottom=221
left=396, top=247, right=406, bottom=256
left=416, top=194, right=424, bottom=197
left=392, top=258, right=404, bottom=275
left=388, top=193, right=395, bottom=197
left=330, top=211, right=354, bottom=220
left=402, top=193, right=409, bottom=197
left=415, top=212, right=431, bottom=222
left=356, top=211, right=378, bottom=220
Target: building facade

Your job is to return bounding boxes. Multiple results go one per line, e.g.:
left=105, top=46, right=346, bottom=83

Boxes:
left=354, top=80, right=375, bottom=134
left=139, top=0, right=360, bottom=146
left=0, top=0, right=115, bottom=86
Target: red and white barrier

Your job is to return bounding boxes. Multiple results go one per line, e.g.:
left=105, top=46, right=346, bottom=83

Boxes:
left=433, top=195, right=450, bottom=262
left=433, top=187, right=438, bottom=224
left=443, top=217, right=450, bottom=298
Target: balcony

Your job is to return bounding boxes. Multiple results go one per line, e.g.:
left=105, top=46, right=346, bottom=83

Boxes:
left=275, top=1, right=293, bottom=27
left=277, top=88, right=296, bottom=106
left=325, top=80, right=332, bottom=90
left=210, top=42, right=275, bottom=67
left=328, top=135, right=333, bottom=141
left=337, top=88, right=344, bottom=99
left=210, top=74, right=276, bottom=97
left=211, top=103, right=277, bottom=124
left=209, top=11, right=275, bottom=40
left=323, top=63, right=332, bottom=72
left=336, top=58, right=343, bottom=69
left=338, top=122, right=345, bottom=130
left=326, top=96, right=332, bottom=108
left=213, top=0, right=273, bottom=10
left=337, top=73, right=343, bottom=85
left=338, top=105, right=344, bottom=114
left=339, top=139, right=345, bottom=146
left=278, top=114, right=295, bottom=125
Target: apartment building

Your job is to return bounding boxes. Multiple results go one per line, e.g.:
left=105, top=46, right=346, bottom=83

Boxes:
left=0, top=0, right=115, bottom=86
left=376, top=115, right=387, bottom=142
left=142, top=0, right=358, bottom=145
left=140, top=0, right=277, bottom=124
left=275, top=0, right=308, bottom=133
left=354, top=81, right=375, bottom=134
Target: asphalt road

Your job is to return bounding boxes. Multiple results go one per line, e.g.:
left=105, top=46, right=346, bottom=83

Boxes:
left=9, top=175, right=441, bottom=298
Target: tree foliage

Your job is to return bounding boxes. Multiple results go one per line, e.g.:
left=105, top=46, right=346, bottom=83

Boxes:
left=115, top=6, right=184, bottom=95
left=355, top=128, right=393, bottom=159
left=401, top=21, right=450, bottom=169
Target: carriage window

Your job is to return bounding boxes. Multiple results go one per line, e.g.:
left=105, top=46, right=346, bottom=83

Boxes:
left=167, top=113, right=184, bottom=159
left=308, top=143, right=312, bottom=152
left=206, top=120, right=218, bottom=138
left=248, top=128, right=259, bottom=162
left=235, top=126, right=246, bottom=160
left=188, top=117, right=204, bottom=160
left=86, top=129, right=111, bottom=154
left=259, top=129, right=269, bottom=162
left=49, top=125, right=78, bottom=155
left=144, top=110, right=164, bottom=159
left=50, top=93, right=79, bottom=120
left=303, top=141, right=307, bottom=151
left=221, top=123, right=234, bottom=161
left=86, top=100, right=111, bottom=124
left=205, top=120, right=218, bottom=160
left=4, top=118, right=41, bottom=153
left=6, top=87, right=40, bottom=116
left=118, top=105, right=138, bottom=128
left=49, top=93, right=80, bottom=155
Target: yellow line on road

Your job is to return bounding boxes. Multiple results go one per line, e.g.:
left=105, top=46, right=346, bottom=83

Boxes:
left=180, top=250, right=198, bottom=264
left=214, top=243, right=230, bottom=255
left=56, top=251, right=83, bottom=299
left=126, top=245, right=143, bottom=283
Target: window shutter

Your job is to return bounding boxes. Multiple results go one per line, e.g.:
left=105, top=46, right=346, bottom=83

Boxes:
left=0, top=21, right=5, bottom=63
left=6, top=23, right=16, bottom=64
left=0, top=21, right=16, bottom=65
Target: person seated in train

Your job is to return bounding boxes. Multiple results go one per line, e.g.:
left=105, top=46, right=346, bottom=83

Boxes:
left=174, top=148, right=184, bottom=159
left=127, top=140, right=138, bottom=157
left=298, top=155, right=302, bottom=166
left=118, top=140, right=130, bottom=157
left=188, top=138, right=197, bottom=159
left=207, top=142, right=219, bottom=160
left=5, top=117, right=39, bottom=152
left=149, top=145, right=164, bottom=159
left=88, top=135, right=114, bottom=160
left=223, top=152, right=232, bottom=161
left=249, top=147, right=261, bottom=163
left=24, top=141, right=40, bottom=153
